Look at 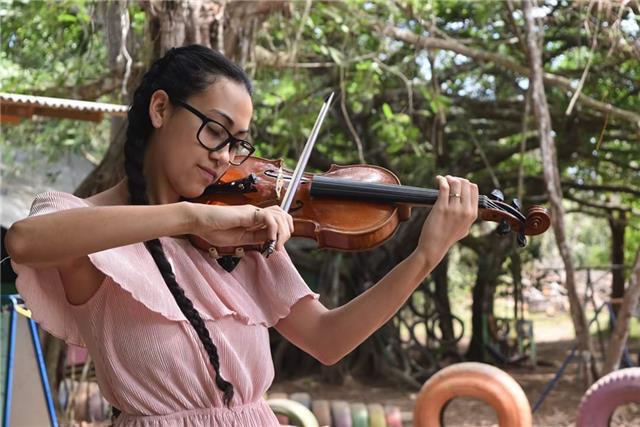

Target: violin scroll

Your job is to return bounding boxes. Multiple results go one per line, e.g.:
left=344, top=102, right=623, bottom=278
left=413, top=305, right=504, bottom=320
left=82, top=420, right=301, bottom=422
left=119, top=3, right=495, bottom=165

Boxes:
left=524, top=206, right=551, bottom=236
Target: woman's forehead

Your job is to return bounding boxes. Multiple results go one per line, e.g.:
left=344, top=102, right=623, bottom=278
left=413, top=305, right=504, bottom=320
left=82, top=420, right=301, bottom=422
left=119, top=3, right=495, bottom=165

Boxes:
left=190, top=79, right=252, bottom=128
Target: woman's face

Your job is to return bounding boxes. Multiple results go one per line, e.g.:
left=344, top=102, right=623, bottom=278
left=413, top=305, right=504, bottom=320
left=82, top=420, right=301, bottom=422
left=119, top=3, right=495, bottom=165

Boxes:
left=146, top=77, right=253, bottom=202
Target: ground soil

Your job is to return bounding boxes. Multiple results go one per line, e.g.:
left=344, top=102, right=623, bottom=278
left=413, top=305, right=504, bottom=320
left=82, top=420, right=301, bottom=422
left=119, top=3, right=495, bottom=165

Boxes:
left=269, top=339, right=640, bottom=427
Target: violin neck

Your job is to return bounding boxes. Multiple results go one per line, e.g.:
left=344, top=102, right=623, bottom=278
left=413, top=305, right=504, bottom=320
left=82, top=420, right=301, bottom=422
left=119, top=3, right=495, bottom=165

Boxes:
left=310, top=176, right=493, bottom=208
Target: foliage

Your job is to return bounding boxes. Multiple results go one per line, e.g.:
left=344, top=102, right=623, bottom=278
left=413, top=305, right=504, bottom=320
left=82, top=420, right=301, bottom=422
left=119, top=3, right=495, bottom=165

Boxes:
left=1, top=0, right=110, bottom=171
left=2, top=1, right=639, bottom=374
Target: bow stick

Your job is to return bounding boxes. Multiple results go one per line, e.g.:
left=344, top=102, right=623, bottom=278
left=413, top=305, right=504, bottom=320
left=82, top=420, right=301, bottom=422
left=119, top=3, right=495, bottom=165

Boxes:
left=262, top=91, right=335, bottom=257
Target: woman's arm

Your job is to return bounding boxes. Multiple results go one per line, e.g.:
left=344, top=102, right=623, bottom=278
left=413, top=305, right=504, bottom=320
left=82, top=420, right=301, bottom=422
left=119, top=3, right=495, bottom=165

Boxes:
left=275, top=249, right=439, bottom=365
left=7, top=199, right=294, bottom=269
left=275, top=176, right=478, bottom=365
left=6, top=203, right=194, bottom=268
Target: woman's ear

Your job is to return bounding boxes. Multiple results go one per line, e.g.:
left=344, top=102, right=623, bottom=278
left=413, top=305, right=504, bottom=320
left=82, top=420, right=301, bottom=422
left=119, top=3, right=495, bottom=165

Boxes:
left=148, top=90, right=172, bottom=128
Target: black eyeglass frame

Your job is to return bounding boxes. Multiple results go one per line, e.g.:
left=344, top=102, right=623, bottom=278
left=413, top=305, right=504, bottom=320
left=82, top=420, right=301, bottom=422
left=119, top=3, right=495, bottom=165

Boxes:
left=175, top=100, right=255, bottom=166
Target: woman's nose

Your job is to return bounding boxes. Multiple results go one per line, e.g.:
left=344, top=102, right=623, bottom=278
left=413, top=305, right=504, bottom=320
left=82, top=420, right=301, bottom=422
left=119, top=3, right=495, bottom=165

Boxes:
left=208, top=143, right=231, bottom=165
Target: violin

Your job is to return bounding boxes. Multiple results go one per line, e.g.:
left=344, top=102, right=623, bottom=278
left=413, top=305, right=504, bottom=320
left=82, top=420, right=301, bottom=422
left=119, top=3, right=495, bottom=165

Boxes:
left=189, top=156, right=550, bottom=261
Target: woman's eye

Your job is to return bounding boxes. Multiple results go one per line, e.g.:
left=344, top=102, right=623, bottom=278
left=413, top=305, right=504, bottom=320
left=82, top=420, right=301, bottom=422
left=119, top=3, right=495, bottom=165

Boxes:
left=206, top=123, right=225, bottom=139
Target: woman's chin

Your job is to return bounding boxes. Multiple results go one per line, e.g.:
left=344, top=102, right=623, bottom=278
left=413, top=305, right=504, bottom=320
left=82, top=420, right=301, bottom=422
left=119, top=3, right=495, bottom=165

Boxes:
left=179, top=185, right=209, bottom=200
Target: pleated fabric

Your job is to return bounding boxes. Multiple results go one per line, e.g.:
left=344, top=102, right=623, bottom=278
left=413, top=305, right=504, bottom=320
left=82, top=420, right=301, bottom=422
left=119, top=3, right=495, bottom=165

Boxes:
left=12, top=191, right=320, bottom=426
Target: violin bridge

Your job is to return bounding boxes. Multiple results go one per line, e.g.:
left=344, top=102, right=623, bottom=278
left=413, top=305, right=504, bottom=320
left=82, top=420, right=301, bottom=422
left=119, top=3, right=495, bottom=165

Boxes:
left=275, top=165, right=284, bottom=200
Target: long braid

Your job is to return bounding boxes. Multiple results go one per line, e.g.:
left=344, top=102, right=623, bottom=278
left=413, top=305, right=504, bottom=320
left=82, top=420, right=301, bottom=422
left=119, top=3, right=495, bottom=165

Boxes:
left=124, top=136, right=234, bottom=406
left=116, top=45, right=251, bottom=411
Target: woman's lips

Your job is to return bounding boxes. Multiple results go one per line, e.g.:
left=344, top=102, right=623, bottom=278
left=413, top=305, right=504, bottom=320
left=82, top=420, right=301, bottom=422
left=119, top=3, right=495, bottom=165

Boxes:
left=197, top=165, right=217, bottom=183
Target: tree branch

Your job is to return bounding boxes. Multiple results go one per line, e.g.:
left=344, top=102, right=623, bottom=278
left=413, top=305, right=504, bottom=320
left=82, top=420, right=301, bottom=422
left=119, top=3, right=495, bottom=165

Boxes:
left=565, top=192, right=638, bottom=215
left=377, top=25, right=640, bottom=127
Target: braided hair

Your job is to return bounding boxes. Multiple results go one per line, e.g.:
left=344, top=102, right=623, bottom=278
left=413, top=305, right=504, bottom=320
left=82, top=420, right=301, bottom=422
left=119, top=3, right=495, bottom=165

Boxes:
left=123, top=45, right=252, bottom=408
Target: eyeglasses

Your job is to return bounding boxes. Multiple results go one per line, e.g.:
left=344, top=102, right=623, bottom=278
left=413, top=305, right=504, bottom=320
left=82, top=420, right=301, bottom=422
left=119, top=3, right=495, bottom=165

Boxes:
left=175, top=100, right=255, bottom=166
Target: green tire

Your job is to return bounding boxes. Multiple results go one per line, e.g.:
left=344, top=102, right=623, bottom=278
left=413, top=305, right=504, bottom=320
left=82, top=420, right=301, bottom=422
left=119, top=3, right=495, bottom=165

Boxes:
left=350, top=402, right=368, bottom=427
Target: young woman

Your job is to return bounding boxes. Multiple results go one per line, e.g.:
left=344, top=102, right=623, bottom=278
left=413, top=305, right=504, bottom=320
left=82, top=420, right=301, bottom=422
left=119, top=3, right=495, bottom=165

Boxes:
left=5, top=45, right=478, bottom=426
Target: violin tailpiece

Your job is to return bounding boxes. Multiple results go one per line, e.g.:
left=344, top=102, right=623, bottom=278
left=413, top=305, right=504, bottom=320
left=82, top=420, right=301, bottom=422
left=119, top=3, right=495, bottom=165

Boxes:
left=217, top=256, right=241, bottom=273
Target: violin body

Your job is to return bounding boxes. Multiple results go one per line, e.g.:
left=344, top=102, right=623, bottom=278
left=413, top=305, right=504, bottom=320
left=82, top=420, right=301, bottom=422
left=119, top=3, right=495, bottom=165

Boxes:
left=190, top=157, right=413, bottom=254
left=189, top=156, right=551, bottom=257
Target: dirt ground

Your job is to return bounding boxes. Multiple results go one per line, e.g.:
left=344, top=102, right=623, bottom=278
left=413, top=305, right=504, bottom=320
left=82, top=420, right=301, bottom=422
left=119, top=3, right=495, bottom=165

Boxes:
left=269, top=339, right=640, bottom=427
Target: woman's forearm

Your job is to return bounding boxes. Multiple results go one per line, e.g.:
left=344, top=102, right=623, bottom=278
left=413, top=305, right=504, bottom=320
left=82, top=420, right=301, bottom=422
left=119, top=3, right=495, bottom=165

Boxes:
left=319, top=248, right=445, bottom=364
left=6, top=202, right=194, bottom=268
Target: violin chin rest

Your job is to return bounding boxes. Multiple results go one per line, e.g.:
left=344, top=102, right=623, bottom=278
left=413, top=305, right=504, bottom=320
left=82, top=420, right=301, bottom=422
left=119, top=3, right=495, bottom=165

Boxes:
left=217, top=255, right=241, bottom=272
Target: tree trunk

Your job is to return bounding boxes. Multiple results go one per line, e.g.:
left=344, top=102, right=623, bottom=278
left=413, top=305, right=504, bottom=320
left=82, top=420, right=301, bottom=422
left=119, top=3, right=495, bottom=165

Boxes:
left=602, top=250, right=640, bottom=375
left=432, top=255, right=455, bottom=347
left=318, top=252, right=348, bottom=384
left=522, top=0, right=595, bottom=384
left=608, top=210, right=627, bottom=326
left=465, top=237, right=511, bottom=361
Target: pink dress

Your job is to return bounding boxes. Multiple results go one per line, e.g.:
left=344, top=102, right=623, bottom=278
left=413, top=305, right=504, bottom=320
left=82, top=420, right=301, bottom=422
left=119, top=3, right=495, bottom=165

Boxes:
left=12, top=191, right=319, bottom=426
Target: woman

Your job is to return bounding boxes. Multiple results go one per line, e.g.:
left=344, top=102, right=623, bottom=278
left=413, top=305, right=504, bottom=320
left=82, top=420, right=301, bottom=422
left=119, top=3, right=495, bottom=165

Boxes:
left=5, top=44, right=478, bottom=426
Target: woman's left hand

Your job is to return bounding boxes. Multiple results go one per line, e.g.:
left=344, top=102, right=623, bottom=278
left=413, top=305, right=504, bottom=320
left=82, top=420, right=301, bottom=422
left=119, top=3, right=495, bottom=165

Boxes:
left=415, top=175, right=479, bottom=266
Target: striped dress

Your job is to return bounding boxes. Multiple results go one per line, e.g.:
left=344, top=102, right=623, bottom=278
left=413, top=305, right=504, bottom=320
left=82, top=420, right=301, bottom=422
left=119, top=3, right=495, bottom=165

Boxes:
left=12, top=191, right=319, bottom=426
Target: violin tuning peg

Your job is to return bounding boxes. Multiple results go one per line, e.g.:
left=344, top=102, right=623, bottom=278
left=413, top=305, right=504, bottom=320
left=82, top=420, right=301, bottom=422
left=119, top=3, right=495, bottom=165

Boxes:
left=511, top=198, right=522, bottom=211
left=517, top=232, right=527, bottom=248
left=496, top=219, right=511, bottom=236
left=490, top=189, right=505, bottom=202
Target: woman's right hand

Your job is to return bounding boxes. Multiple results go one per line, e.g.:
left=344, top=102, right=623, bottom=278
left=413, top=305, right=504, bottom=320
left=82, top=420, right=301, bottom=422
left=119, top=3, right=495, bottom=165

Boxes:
left=187, top=203, right=294, bottom=252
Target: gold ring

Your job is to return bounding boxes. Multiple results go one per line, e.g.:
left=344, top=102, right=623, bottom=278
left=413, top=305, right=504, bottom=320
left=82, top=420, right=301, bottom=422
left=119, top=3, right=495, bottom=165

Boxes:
left=450, top=193, right=461, bottom=199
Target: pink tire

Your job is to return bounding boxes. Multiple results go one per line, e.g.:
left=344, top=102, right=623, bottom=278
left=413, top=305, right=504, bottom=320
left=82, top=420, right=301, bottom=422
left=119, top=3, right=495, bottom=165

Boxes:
left=576, top=367, right=640, bottom=427
left=312, top=399, right=332, bottom=426
left=275, top=413, right=290, bottom=425
left=413, top=362, right=532, bottom=427
left=384, top=404, right=402, bottom=427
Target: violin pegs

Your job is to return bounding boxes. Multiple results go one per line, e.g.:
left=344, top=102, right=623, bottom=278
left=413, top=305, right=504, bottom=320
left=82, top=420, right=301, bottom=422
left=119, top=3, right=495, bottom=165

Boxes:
left=496, top=219, right=511, bottom=236
left=517, top=232, right=527, bottom=248
left=510, top=198, right=522, bottom=211
left=490, top=189, right=505, bottom=202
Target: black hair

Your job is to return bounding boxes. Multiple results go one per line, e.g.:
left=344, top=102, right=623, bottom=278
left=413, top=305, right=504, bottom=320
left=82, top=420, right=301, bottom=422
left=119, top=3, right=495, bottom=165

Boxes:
left=123, top=45, right=251, bottom=410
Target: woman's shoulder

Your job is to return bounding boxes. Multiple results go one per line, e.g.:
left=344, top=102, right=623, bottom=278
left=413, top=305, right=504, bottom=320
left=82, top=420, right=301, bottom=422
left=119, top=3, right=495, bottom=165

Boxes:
left=37, top=180, right=128, bottom=208
left=29, top=181, right=127, bottom=215
left=84, top=180, right=129, bottom=207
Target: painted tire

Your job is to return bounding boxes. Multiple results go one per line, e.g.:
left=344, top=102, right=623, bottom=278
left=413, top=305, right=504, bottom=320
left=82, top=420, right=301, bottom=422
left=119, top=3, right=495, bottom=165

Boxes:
left=312, top=399, right=332, bottom=427
left=268, top=391, right=289, bottom=400
left=367, top=403, right=387, bottom=427
left=267, top=398, right=319, bottom=427
left=350, top=402, right=368, bottom=427
left=413, top=362, right=532, bottom=427
left=275, top=413, right=290, bottom=425
left=576, top=367, right=640, bottom=427
left=290, top=392, right=312, bottom=409
left=384, top=404, right=403, bottom=427
left=87, top=387, right=109, bottom=421
left=331, top=400, right=352, bottom=427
